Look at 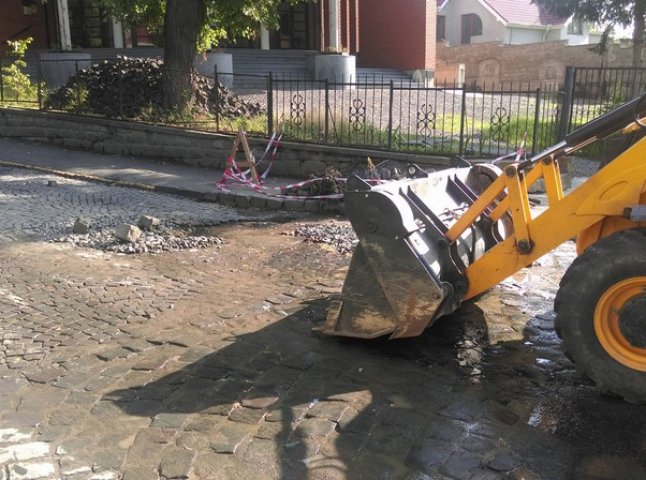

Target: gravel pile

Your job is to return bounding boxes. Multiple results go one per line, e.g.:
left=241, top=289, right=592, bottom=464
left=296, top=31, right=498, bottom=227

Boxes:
left=52, top=225, right=223, bottom=254
left=45, top=56, right=263, bottom=119
left=293, top=223, right=358, bottom=255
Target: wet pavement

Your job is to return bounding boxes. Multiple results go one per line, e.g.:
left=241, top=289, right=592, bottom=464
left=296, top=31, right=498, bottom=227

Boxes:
left=1, top=164, right=646, bottom=480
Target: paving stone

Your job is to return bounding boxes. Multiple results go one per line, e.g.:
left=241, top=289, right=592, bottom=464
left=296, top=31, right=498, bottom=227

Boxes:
left=488, top=452, right=520, bottom=472
left=209, top=421, right=253, bottom=453
left=423, top=417, right=468, bottom=442
left=7, top=462, right=57, bottom=480
left=439, top=402, right=480, bottom=423
left=507, top=468, right=540, bottom=480
left=92, top=449, right=127, bottom=472
left=241, top=439, right=281, bottom=475
left=461, top=434, right=496, bottom=454
left=0, top=376, right=28, bottom=393
left=59, top=456, right=93, bottom=476
left=0, top=427, right=32, bottom=443
left=90, top=402, right=123, bottom=417
left=470, top=469, right=504, bottom=480
left=440, top=452, right=482, bottom=480
left=121, top=465, right=158, bottom=480
left=405, top=443, right=453, bottom=472
left=400, top=471, right=435, bottom=480
left=240, top=395, right=279, bottom=409
left=487, top=406, right=520, bottom=426
left=306, top=401, right=349, bottom=422
left=0, top=442, right=50, bottom=463
left=228, top=407, right=266, bottom=424
left=23, top=368, right=66, bottom=384
left=159, top=447, right=196, bottom=479
left=132, top=354, right=172, bottom=371
left=294, top=418, right=336, bottom=438
left=175, top=432, right=209, bottom=451
left=151, top=413, right=189, bottom=429
left=254, top=421, right=288, bottom=441
left=95, top=348, right=136, bottom=362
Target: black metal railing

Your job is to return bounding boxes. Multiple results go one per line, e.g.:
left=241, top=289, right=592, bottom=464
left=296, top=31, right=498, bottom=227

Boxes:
left=2, top=56, right=645, bottom=158
left=563, top=66, right=646, bottom=135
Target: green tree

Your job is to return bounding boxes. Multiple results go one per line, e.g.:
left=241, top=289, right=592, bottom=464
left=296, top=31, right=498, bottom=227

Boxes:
left=534, top=0, right=645, bottom=68
left=2, top=37, right=37, bottom=101
left=103, top=0, right=309, bottom=110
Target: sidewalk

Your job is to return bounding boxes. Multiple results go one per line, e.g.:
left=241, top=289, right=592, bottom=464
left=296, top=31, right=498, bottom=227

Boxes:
left=0, top=137, right=337, bottom=212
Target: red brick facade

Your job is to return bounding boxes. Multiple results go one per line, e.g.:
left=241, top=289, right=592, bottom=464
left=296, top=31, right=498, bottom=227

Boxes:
left=359, top=0, right=436, bottom=72
left=0, top=1, right=54, bottom=57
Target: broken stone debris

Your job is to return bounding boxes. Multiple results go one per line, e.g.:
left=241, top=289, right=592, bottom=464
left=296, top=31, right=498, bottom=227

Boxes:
left=115, top=224, right=142, bottom=243
left=138, top=215, right=161, bottom=231
left=53, top=224, right=224, bottom=255
left=72, top=217, right=90, bottom=235
left=292, top=223, right=358, bottom=255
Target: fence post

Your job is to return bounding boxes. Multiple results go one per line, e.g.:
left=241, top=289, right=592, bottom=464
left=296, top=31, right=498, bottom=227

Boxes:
left=558, top=66, right=576, bottom=141
left=267, top=72, right=273, bottom=135
left=214, top=64, right=220, bottom=132
left=118, top=69, right=123, bottom=117
left=387, top=80, right=394, bottom=150
left=37, top=59, right=43, bottom=109
left=74, top=60, right=80, bottom=113
left=0, top=58, right=4, bottom=103
left=531, top=88, right=541, bottom=156
left=458, top=86, right=467, bottom=156
left=324, top=79, right=329, bottom=143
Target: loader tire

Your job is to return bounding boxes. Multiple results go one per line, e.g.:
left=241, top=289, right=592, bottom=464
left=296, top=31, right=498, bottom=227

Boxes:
left=554, top=227, right=646, bottom=403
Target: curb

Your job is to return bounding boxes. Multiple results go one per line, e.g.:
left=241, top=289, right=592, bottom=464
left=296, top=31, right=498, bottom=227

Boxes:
left=0, top=160, right=345, bottom=215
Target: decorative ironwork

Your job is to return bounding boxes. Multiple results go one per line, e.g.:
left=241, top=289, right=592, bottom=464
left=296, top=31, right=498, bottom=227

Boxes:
left=490, top=105, right=510, bottom=142
left=416, top=104, right=436, bottom=137
left=290, top=93, right=306, bottom=126
left=349, top=98, right=366, bottom=132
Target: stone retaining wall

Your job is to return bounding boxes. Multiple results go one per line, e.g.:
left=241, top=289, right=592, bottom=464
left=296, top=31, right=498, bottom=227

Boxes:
left=0, top=108, right=450, bottom=175
left=437, top=41, right=635, bottom=87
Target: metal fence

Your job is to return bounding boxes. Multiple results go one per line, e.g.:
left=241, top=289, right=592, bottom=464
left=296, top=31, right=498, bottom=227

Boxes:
left=1, top=57, right=644, bottom=158
left=560, top=66, right=646, bottom=138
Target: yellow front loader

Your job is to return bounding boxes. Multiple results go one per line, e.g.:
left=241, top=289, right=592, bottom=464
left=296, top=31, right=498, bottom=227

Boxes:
left=320, top=95, right=646, bottom=403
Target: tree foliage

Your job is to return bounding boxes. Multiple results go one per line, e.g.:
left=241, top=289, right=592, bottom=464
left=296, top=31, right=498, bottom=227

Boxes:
left=534, top=0, right=645, bottom=67
left=102, top=0, right=310, bottom=110
left=102, top=0, right=308, bottom=52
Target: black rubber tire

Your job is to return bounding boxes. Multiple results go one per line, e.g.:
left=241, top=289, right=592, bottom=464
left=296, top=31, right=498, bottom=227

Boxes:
left=554, top=227, right=646, bottom=403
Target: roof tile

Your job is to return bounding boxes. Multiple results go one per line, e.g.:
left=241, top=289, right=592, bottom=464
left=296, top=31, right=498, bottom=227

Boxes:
left=481, top=0, right=567, bottom=26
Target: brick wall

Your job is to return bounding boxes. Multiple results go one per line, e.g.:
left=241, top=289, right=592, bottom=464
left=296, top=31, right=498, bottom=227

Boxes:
left=359, top=0, right=435, bottom=72
left=437, top=41, right=636, bottom=87
left=0, top=1, right=51, bottom=57
left=0, top=108, right=450, bottom=176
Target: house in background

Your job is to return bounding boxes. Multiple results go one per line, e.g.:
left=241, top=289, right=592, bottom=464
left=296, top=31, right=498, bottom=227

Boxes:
left=1, top=0, right=437, bottom=81
left=436, top=0, right=602, bottom=47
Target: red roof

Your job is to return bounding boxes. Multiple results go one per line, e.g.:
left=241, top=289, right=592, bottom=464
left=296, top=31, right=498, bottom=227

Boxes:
left=481, top=0, right=567, bottom=26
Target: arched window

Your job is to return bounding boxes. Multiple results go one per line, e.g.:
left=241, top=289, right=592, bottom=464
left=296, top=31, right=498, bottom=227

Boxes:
left=461, top=13, right=482, bottom=44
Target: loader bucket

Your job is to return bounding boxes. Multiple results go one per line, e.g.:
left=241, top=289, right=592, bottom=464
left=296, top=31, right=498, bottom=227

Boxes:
left=318, top=164, right=506, bottom=339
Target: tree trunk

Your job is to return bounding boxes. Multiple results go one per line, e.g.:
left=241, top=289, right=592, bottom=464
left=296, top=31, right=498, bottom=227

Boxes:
left=633, top=0, right=646, bottom=68
left=161, top=0, right=203, bottom=111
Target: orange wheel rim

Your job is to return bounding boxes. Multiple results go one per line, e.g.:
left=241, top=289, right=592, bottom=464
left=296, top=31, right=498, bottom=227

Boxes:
left=594, top=277, right=646, bottom=372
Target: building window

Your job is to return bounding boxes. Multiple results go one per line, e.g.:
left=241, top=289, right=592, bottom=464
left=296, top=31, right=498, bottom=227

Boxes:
left=437, top=16, right=446, bottom=41
left=22, top=0, right=38, bottom=16
left=461, top=13, right=482, bottom=44
left=568, top=18, right=583, bottom=35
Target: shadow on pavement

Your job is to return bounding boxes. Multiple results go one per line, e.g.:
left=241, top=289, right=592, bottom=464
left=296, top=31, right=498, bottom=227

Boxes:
left=107, top=298, right=646, bottom=479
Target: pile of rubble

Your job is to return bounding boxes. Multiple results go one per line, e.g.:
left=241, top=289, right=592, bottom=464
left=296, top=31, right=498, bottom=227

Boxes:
left=293, top=223, right=358, bottom=255
left=45, top=56, right=263, bottom=119
left=51, top=215, right=223, bottom=254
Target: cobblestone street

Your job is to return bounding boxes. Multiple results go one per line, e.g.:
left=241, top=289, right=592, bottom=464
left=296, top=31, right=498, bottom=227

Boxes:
left=1, top=166, right=646, bottom=480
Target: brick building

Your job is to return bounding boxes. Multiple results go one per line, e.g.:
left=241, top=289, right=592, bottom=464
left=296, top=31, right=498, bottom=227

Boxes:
left=1, top=0, right=437, bottom=75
